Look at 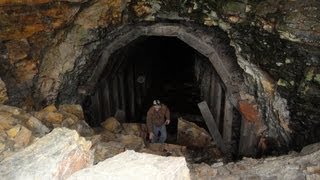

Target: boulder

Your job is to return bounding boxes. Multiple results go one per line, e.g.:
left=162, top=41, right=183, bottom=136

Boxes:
left=94, top=141, right=125, bottom=164
left=0, top=128, right=93, bottom=179
left=140, top=143, right=187, bottom=157
left=122, top=123, right=147, bottom=138
left=25, top=116, right=50, bottom=136
left=300, top=142, right=320, bottom=156
left=0, top=105, right=24, bottom=116
left=34, top=110, right=64, bottom=125
left=0, top=105, right=48, bottom=135
left=0, top=106, right=51, bottom=161
left=68, top=150, right=190, bottom=180
left=0, top=79, right=8, bottom=104
left=100, top=130, right=117, bottom=142
left=189, top=163, right=218, bottom=180
left=0, top=111, right=17, bottom=130
left=100, top=117, right=122, bottom=133
left=177, top=118, right=212, bottom=147
left=59, top=104, right=85, bottom=120
left=69, top=120, right=94, bottom=137
left=117, top=134, right=145, bottom=151
left=42, top=104, right=58, bottom=112
left=12, top=125, right=32, bottom=148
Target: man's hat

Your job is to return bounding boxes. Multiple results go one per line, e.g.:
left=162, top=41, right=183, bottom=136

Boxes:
left=153, top=100, right=161, bottom=106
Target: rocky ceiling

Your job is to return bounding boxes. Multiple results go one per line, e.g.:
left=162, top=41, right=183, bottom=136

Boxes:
left=0, top=0, right=319, bottom=154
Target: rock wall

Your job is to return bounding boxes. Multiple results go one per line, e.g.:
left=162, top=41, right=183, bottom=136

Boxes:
left=0, top=0, right=319, bottom=153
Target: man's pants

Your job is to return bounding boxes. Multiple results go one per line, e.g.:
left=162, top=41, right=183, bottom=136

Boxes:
left=152, top=125, right=167, bottom=143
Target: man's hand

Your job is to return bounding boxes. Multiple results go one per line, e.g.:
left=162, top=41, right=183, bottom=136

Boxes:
left=149, top=132, right=154, bottom=140
left=165, top=119, right=170, bottom=125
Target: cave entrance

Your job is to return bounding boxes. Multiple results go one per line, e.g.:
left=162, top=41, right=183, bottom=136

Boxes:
left=78, top=23, right=250, bottom=157
left=87, top=36, right=229, bottom=136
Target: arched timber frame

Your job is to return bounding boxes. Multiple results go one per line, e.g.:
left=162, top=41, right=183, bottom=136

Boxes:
left=84, top=23, right=254, bottom=155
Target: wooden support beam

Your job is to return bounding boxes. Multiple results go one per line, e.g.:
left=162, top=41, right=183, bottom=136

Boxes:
left=103, top=83, right=111, bottom=119
left=128, top=66, right=135, bottom=120
left=238, top=118, right=258, bottom=156
left=223, top=99, right=233, bottom=143
left=97, top=87, right=103, bottom=123
left=214, top=83, right=222, bottom=128
left=209, top=73, right=216, bottom=113
left=118, top=73, right=126, bottom=113
left=112, top=77, right=120, bottom=113
left=198, top=101, right=226, bottom=154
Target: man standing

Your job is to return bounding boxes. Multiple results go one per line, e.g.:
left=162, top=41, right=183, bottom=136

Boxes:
left=147, top=100, right=170, bottom=143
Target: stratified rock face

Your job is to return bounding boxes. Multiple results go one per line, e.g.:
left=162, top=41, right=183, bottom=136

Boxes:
left=177, top=118, right=212, bottom=147
left=0, top=1, right=83, bottom=107
left=35, top=0, right=126, bottom=105
left=0, top=128, right=93, bottom=179
left=68, top=150, right=190, bottom=180
left=0, top=79, right=8, bottom=104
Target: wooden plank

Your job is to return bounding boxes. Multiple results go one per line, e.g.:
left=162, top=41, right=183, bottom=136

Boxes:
left=198, top=101, right=226, bottom=153
left=209, top=73, right=216, bottom=113
left=223, top=99, right=233, bottom=143
left=238, top=118, right=258, bottom=156
left=118, top=73, right=126, bottom=112
left=112, top=77, right=120, bottom=113
left=97, top=87, right=103, bottom=123
left=214, top=83, right=222, bottom=128
left=103, top=83, right=111, bottom=119
left=128, top=66, right=135, bottom=120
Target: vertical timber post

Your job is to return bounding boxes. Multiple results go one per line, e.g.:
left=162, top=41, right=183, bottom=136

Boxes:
left=223, top=99, right=233, bottom=143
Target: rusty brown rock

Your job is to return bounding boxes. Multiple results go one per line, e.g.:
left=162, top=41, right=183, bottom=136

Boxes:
left=75, top=0, right=124, bottom=29
left=5, top=39, right=30, bottom=64
left=0, top=0, right=87, bottom=5
left=132, top=2, right=153, bottom=17
left=239, top=101, right=261, bottom=123
left=14, top=59, right=38, bottom=83
left=0, top=3, right=80, bottom=40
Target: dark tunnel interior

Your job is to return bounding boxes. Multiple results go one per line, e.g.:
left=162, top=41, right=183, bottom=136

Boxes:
left=84, top=36, right=231, bottom=139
